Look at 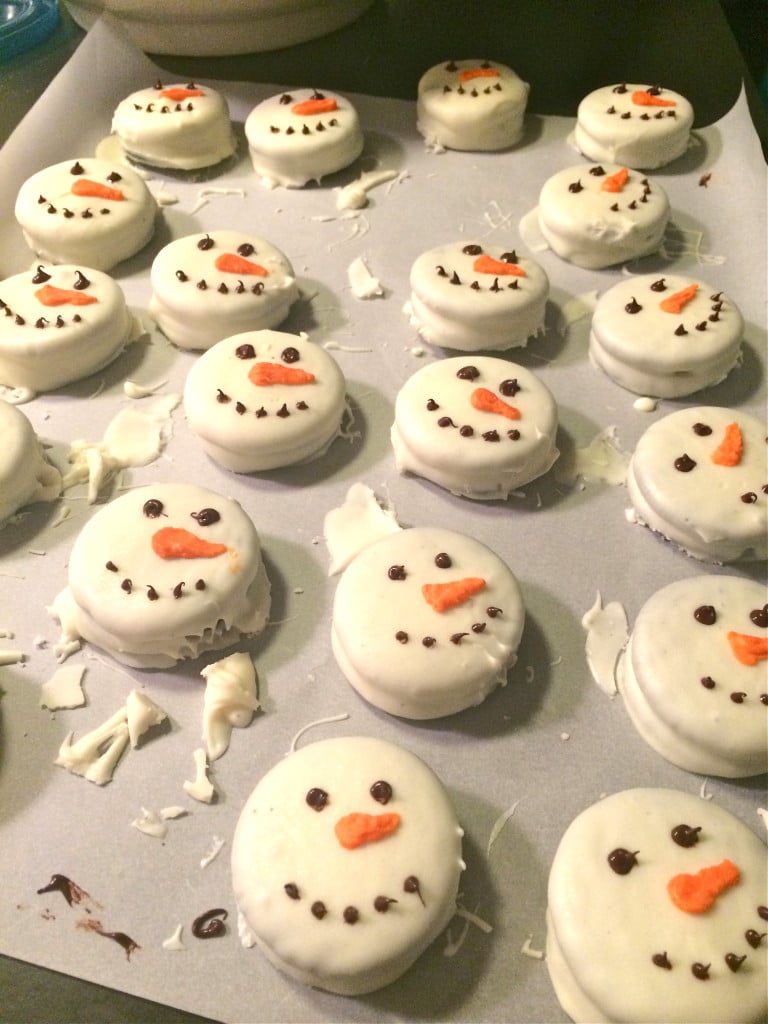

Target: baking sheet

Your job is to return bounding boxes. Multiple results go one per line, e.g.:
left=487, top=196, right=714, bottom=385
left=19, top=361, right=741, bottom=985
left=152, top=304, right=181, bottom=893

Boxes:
left=0, top=17, right=766, bottom=1023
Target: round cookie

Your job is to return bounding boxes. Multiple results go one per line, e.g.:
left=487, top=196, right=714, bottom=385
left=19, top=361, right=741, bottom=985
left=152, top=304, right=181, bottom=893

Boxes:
left=231, top=735, right=464, bottom=995
left=244, top=87, right=364, bottom=188
left=537, top=163, right=670, bottom=269
left=149, top=229, right=299, bottom=350
left=391, top=356, right=559, bottom=500
left=405, top=241, right=549, bottom=351
left=183, top=329, right=347, bottom=472
left=546, top=787, right=768, bottom=1024
left=618, top=575, right=768, bottom=777
left=14, top=158, right=156, bottom=272
left=589, top=274, right=743, bottom=397
left=627, top=406, right=768, bottom=562
left=574, top=82, right=695, bottom=170
left=0, top=400, right=61, bottom=526
left=49, top=482, right=270, bottom=669
left=331, top=526, right=525, bottom=719
left=0, top=263, right=140, bottom=393
left=416, top=59, right=529, bottom=151
left=111, top=80, right=235, bottom=171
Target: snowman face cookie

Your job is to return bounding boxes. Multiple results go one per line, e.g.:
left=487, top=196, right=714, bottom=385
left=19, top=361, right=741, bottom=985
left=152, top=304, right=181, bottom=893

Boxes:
left=537, top=162, right=670, bottom=269
left=407, top=242, right=549, bottom=350
left=589, top=274, right=743, bottom=398
left=183, top=329, right=347, bottom=472
left=546, top=788, right=768, bottom=1024
left=244, top=88, right=364, bottom=187
left=50, top=483, right=269, bottom=668
left=391, top=355, right=559, bottom=499
left=575, top=83, right=694, bottom=169
left=112, top=81, right=235, bottom=170
left=416, top=59, right=529, bottom=151
left=231, top=736, right=464, bottom=995
left=627, top=406, right=768, bottom=562
left=149, top=230, right=298, bottom=350
left=331, top=526, right=525, bottom=718
left=14, top=158, right=156, bottom=271
left=0, top=263, right=135, bottom=392
left=620, top=575, right=768, bottom=777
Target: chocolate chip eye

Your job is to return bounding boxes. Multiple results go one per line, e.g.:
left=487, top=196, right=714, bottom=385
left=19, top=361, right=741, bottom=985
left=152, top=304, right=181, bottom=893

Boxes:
left=235, top=343, right=256, bottom=360
left=694, top=605, right=717, bottom=625
left=434, top=552, right=452, bottom=569
left=306, top=787, right=328, bottom=811
left=500, top=250, right=518, bottom=264
left=197, top=234, right=214, bottom=250
left=456, top=365, right=480, bottom=381
left=499, top=378, right=521, bottom=397
left=281, top=346, right=300, bottom=363
left=750, top=605, right=768, bottom=628
left=142, top=498, right=165, bottom=518
left=462, top=243, right=483, bottom=255
left=370, top=780, right=393, bottom=805
left=671, top=824, right=701, bottom=848
left=237, top=242, right=255, bottom=257
left=191, top=508, right=220, bottom=527
left=692, top=422, right=713, bottom=436
left=388, top=565, right=407, bottom=581
left=608, top=848, right=639, bottom=875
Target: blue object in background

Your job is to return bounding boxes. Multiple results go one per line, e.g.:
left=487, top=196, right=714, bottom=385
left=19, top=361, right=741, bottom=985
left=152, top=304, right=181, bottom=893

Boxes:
left=0, top=0, right=59, bottom=61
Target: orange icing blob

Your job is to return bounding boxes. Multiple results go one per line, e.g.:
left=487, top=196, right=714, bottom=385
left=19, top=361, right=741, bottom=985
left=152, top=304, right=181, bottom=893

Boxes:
left=34, top=285, right=98, bottom=307
left=659, top=283, right=698, bottom=314
left=291, top=97, right=338, bottom=117
left=710, top=422, right=743, bottom=467
left=667, top=859, right=740, bottom=914
left=727, top=631, right=768, bottom=666
left=473, top=254, right=527, bottom=277
left=214, top=253, right=268, bottom=276
left=70, top=180, right=124, bottom=201
left=335, top=812, right=401, bottom=850
left=632, top=90, right=677, bottom=108
left=470, top=387, right=521, bottom=420
left=422, top=577, right=487, bottom=613
left=151, top=527, right=227, bottom=560
left=600, top=167, right=629, bottom=193
left=248, top=363, right=315, bottom=387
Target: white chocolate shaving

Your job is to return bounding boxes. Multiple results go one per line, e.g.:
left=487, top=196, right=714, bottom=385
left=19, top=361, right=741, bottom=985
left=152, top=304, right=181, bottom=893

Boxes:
left=126, top=689, right=168, bottom=748
left=200, top=652, right=260, bottom=761
left=183, top=748, right=215, bottom=803
left=56, top=708, right=130, bottom=785
left=131, top=808, right=167, bottom=839
left=347, top=256, right=384, bottom=299
left=200, top=835, right=226, bottom=869
left=487, top=800, right=521, bottom=855
left=581, top=592, right=629, bottom=696
left=162, top=924, right=186, bottom=951
left=40, top=664, right=86, bottom=709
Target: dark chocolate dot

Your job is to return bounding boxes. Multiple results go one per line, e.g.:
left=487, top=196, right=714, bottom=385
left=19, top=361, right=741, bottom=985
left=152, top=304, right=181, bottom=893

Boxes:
left=501, top=251, right=519, bottom=264
left=589, top=165, right=606, bottom=175
left=73, top=270, right=90, bottom=291
left=750, top=605, right=768, bottom=628
left=434, top=552, right=452, bottom=568
left=483, top=430, right=500, bottom=442
left=568, top=180, right=584, bottom=193
left=105, top=561, right=118, bottom=572
left=653, top=952, right=672, bottom=970
left=691, top=963, right=710, bottom=980
left=426, top=399, right=439, bottom=411
left=625, top=297, right=642, bottom=314
left=438, top=416, right=456, bottom=428
left=395, top=630, right=409, bottom=644
left=388, top=565, right=406, bottom=581
left=146, top=585, right=159, bottom=601
left=671, top=824, right=701, bottom=848
left=746, top=929, right=766, bottom=948
left=142, top=499, right=164, bottom=518
left=311, top=901, right=327, bottom=919
left=456, top=365, right=480, bottom=381
left=608, top=848, right=638, bottom=875
left=701, top=676, right=716, bottom=689
left=730, top=692, right=747, bottom=704
left=650, top=278, right=667, bottom=292
left=306, top=787, right=328, bottom=811
left=674, top=324, right=689, bottom=336
left=674, top=454, right=697, bottom=473
left=191, top=508, right=220, bottom=527
left=725, top=953, right=747, bottom=972
left=500, top=379, right=521, bottom=397
left=374, top=896, right=396, bottom=912
left=236, top=343, right=256, bottom=359
left=472, top=622, right=487, bottom=633
left=282, top=347, right=300, bottom=363
left=121, top=579, right=133, bottom=594
left=173, top=582, right=185, bottom=599
left=694, top=605, right=717, bottom=625
left=422, top=637, right=436, bottom=648
left=459, top=425, right=474, bottom=437
left=197, top=234, right=214, bottom=250
left=175, top=270, right=188, bottom=282
left=741, top=492, right=758, bottom=504
left=370, top=780, right=392, bottom=805
left=487, top=606, right=502, bottom=618
left=284, top=883, right=300, bottom=900
left=462, top=244, right=483, bottom=255
left=32, top=265, right=51, bottom=283
left=692, top=422, right=712, bottom=436
left=450, top=632, right=469, bottom=645
left=237, top=243, right=255, bottom=257
left=343, top=906, right=359, bottom=924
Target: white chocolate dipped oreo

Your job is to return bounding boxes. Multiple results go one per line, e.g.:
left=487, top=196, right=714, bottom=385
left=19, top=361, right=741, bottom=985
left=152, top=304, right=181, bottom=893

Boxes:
left=627, top=406, right=768, bottom=562
left=416, top=58, right=529, bottom=151
left=406, top=241, right=549, bottom=351
left=15, top=158, right=156, bottom=272
left=0, top=263, right=140, bottom=394
left=232, top=735, right=464, bottom=995
left=183, top=329, right=347, bottom=472
left=574, top=82, right=694, bottom=170
left=331, top=526, right=525, bottom=719
left=537, top=163, right=669, bottom=269
left=0, top=400, right=61, bottom=526
left=391, top=356, right=559, bottom=500
left=149, top=229, right=298, bottom=350
left=112, top=80, right=235, bottom=171
left=546, top=788, right=768, bottom=1024
left=49, top=483, right=270, bottom=669
left=245, top=87, right=364, bottom=188
left=618, top=575, right=768, bottom=778
left=589, top=274, right=743, bottom=398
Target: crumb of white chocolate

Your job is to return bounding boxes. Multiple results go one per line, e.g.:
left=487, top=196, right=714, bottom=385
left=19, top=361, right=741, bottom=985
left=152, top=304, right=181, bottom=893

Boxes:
left=324, top=483, right=401, bottom=575
left=183, top=748, right=215, bottom=803
left=200, top=835, right=226, bottom=869
left=40, top=664, right=86, bottom=710
left=201, top=652, right=260, bottom=761
left=126, top=688, right=168, bottom=748
left=521, top=934, right=545, bottom=960
left=0, top=649, right=25, bottom=666
left=131, top=807, right=167, bottom=839
left=56, top=707, right=130, bottom=785
left=347, top=256, right=384, bottom=299
left=581, top=592, right=628, bottom=696
left=162, top=924, right=186, bottom=951
left=161, top=806, right=187, bottom=820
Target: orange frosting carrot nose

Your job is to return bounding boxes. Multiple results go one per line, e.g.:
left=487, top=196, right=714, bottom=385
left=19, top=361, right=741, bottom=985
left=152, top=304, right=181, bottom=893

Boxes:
left=291, top=97, right=338, bottom=117
left=70, top=179, right=124, bottom=202
left=422, top=576, right=487, bottom=613
left=632, top=90, right=677, bottom=108
left=248, top=363, right=315, bottom=387
left=335, top=812, right=400, bottom=850
left=214, top=253, right=268, bottom=277
left=35, top=285, right=98, bottom=307
left=600, top=167, right=629, bottom=193
left=159, top=87, right=204, bottom=101
left=470, top=387, right=521, bottom=420
left=710, top=422, right=743, bottom=467
left=667, top=859, right=740, bottom=914
left=727, top=631, right=768, bottom=666
left=659, top=283, right=698, bottom=314
left=151, top=527, right=227, bottom=560
left=458, top=67, right=501, bottom=83
left=472, top=254, right=527, bottom=278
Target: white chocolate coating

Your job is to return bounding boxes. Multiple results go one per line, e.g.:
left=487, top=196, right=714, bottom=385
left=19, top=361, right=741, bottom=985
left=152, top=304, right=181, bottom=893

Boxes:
left=183, top=329, right=347, bottom=472
left=627, top=406, right=768, bottom=562
left=574, top=83, right=695, bottom=170
left=331, top=526, right=525, bottom=719
left=14, top=158, right=156, bottom=271
left=244, top=88, right=364, bottom=188
left=0, top=263, right=138, bottom=393
left=537, top=163, right=670, bottom=269
left=112, top=82, right=235, bottom=170
left=406, top=241, right=549, bottom=350
left=546, top=788, right=768, bottom=1024
left=0, top=400, right=61, bottom=525
left=149, top=229, right=298, bottom=350
left=589, top=274, right=743, bottom=398
left=49, top=483, right=270, bottom=668
left=231, top=735, right=464, bottom=994
left=416, top=59, right=529, bottom=151
left=391, top=356, right=559, bottom=500
left=618, top=575, right=768, bottom=777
